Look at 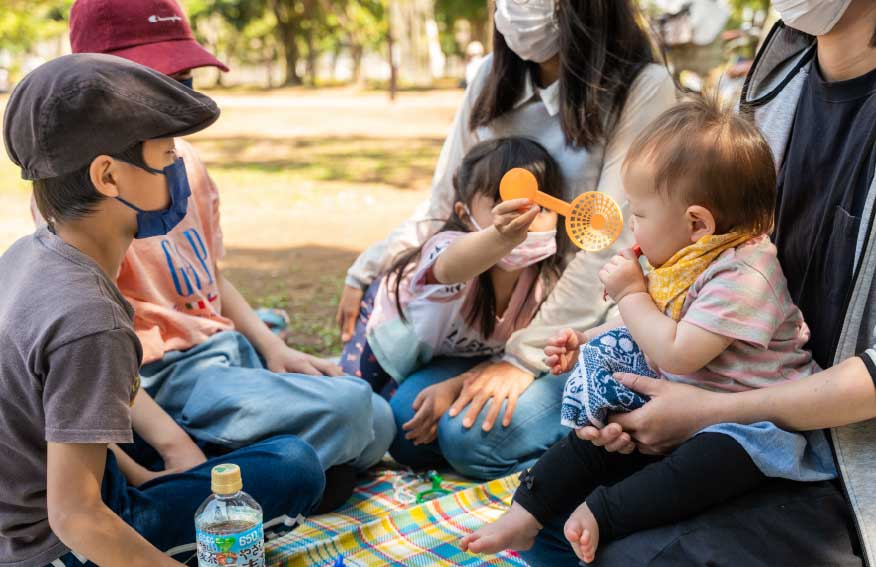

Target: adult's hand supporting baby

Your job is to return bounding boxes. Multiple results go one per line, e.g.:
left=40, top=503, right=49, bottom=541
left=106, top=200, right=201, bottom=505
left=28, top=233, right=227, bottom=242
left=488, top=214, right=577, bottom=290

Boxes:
left=448, top=361, right=534, bottom=432
left=603, top=373, right=719, bottom=455
left=575, top=423, right=637, bottom=454
left=336, top=285, right=364, bottom=343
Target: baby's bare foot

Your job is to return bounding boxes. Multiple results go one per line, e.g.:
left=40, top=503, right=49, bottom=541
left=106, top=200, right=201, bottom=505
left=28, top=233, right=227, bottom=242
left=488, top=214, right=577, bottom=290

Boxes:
left=564, top=502, right=600, bottom=563
left=461, top=502, right=542, bottom=555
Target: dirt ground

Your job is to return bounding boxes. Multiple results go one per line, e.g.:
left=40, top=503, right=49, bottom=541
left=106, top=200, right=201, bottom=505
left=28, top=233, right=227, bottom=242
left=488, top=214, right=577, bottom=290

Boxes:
left=0, top=87, right=464, bottom=355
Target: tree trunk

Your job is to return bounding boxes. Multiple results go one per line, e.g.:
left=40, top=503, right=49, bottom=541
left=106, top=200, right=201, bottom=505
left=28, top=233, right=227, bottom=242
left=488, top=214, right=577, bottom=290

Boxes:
left=387, top=2, right=398, bottom=101
left=330, top=44, right=342, bottom=82
left=282, top=33, right=302, bottom=86
left=305, top=29, right=318, bottom=86
left=350, top=43, right=364, bottom=86
left=391, top=0, right=437, bottom=87
left=270, top=0, right=303, bottom=86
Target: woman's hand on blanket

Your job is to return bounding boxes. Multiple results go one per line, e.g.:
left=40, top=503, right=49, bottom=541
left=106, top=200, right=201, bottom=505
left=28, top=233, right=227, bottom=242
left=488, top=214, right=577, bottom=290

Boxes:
left=609, top=373, right=716, bottom=455
left=448, top=361, right=534, bottom=431
left=544, top=328, right=584, bottom=374
left=265, top=344, right=344, bottom=377
left=575, top=424, right=636, bottom=454
left=336, top=285, right=365, bottom=343
left=599, top=249, right=647, bottom=302
left=403, top=378, right=465, bottom=444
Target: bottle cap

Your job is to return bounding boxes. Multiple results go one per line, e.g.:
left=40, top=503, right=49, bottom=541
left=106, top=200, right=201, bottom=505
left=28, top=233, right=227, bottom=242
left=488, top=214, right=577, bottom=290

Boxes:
left=211, top=463, right=243, bottom=495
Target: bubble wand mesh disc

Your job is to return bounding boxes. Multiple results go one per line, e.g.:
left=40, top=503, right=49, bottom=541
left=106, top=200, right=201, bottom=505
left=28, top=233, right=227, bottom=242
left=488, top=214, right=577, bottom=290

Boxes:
left=499, top=168, right=624, bottom=252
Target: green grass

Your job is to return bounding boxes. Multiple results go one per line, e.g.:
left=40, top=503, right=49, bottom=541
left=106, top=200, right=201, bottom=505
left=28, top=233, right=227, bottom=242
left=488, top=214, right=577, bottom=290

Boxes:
left=194, top=136, right=442, bottom=193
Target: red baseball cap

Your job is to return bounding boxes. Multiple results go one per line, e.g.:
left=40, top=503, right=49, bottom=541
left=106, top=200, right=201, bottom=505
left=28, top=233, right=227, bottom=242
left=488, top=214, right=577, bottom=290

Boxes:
left=70, top=0, right=229, bottom=76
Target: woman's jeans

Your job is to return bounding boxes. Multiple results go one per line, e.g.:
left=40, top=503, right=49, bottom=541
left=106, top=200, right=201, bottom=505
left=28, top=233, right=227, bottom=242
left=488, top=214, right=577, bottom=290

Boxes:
left=389, top=356, right=569, bottom=480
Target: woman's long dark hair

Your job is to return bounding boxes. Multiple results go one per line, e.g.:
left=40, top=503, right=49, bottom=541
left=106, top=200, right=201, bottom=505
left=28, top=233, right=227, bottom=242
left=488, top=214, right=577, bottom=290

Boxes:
left=388, top=137, right=567, bottom=340
left=470, top=0, right=657, bottom=149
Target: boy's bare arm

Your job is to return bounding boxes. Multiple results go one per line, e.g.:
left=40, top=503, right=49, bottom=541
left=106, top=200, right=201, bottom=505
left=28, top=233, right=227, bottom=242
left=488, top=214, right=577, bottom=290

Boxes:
left=47, top=442, right=184, bottom=566
left=130, top=389, right=205, bottom=473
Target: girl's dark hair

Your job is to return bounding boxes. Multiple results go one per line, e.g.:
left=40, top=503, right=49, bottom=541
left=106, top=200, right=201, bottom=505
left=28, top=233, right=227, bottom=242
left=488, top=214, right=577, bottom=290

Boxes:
left=470, top=0, right=657, bottom=149
left=388, top=137, right=567, bottom=340
left=33, top=141, right=149, bottom=230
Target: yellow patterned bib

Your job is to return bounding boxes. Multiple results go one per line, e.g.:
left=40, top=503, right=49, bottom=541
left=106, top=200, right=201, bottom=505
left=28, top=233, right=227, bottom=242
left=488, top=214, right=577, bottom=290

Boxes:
left=647, top=232, right=755, bottom=321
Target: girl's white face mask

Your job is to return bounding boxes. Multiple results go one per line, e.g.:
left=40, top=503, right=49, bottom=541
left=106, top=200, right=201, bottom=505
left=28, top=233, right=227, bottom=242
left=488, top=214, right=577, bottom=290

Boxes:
left=466, top=206, right=558, bottom=271
left=773, top=0, right=853, bottom=36
left=494, top=0, right=560, bottom=63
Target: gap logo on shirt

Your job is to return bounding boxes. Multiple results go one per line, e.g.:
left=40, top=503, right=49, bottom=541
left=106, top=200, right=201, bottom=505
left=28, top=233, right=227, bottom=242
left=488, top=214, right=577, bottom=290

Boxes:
left=159, top=227, right=219, bottom=313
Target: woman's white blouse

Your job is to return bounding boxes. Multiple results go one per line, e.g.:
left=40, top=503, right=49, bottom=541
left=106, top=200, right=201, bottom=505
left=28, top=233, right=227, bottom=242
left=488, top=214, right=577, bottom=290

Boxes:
left=347, top=55, right=677, bottom=373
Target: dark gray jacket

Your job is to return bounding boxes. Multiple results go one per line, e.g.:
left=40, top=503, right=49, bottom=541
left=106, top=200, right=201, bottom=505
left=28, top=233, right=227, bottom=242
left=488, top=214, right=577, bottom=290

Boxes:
left=742, top=22, right=876, bottom=566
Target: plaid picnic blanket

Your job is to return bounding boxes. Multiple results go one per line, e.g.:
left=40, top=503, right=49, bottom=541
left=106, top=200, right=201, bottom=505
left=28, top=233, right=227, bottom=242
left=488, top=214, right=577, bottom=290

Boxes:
left=265, top=469, right=526, bottom=567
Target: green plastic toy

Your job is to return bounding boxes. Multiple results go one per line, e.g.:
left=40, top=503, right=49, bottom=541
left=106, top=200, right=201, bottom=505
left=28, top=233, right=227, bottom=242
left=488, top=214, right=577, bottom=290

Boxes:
left=415, top=471, right=453, bottom=504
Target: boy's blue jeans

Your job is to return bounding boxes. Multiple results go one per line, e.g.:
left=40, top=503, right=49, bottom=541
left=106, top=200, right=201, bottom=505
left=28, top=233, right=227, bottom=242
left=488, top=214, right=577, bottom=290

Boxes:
left=140, top=331, right=395, bottom=471
left=48, top=435, right=324, bottom=566
left=389, top=356, right=569, bottom=480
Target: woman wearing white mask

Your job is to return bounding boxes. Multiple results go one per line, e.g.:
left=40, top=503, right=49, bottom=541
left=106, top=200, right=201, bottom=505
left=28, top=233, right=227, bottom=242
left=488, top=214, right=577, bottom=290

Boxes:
left=336, top=0, right=676, bottom=479
left=540, top=0, right=876, bottom=565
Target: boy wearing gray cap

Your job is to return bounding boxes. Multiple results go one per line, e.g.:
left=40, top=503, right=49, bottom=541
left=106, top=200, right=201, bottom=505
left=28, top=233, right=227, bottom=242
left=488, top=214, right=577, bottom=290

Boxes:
left=0, top=54, right=324, bottom=567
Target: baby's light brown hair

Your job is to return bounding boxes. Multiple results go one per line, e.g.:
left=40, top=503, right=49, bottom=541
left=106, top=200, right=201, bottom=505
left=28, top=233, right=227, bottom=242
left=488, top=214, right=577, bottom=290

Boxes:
left=623, top=95, right=776, bottom=235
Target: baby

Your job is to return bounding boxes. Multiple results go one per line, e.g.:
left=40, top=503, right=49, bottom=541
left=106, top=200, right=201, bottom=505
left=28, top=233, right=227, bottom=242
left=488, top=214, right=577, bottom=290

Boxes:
left=462, top=96, right=836, bottom=563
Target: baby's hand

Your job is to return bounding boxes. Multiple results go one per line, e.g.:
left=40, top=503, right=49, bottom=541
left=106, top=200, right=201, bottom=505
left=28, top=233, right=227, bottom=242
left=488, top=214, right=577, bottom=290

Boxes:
left=599, top=248, right=647, bottom=302
left=544, top=328, right=584, bottom=375
left=491, top=199, right=539, bottom=245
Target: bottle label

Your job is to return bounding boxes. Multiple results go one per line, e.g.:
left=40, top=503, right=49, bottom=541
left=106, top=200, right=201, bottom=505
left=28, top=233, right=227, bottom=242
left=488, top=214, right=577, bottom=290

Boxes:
left=196, top=523, right=264, bottom=567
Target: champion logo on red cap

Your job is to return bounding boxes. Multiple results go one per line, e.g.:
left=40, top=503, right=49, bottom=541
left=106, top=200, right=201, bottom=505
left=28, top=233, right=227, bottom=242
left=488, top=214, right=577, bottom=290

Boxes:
left=148, top=15, right=183, bottom=23
left=70, top=0, right=230, bottom=76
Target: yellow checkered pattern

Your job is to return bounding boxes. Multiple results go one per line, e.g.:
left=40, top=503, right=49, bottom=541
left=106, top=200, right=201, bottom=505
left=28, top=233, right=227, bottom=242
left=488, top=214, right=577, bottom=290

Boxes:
left=266, top=470, right=526, bottom=567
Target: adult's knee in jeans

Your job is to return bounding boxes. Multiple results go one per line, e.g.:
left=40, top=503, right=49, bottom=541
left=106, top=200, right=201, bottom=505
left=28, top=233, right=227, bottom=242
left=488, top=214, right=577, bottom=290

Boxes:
left=261, top=435, right=326, bottom=500
left=327, top=378, right=374, bottom=433
left=437, top=416, right=500, bottom=480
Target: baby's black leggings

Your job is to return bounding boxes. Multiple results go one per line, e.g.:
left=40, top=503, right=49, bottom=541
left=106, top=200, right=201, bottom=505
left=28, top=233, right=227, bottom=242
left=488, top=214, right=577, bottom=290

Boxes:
left=513, top=431, right=767, bottom=542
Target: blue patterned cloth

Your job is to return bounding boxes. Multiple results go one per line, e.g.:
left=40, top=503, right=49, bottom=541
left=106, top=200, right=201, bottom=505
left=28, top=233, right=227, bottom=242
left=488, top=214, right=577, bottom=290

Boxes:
left=560, top=328, right=836, bottom=482
left=561, top=328, right=657, bottom=428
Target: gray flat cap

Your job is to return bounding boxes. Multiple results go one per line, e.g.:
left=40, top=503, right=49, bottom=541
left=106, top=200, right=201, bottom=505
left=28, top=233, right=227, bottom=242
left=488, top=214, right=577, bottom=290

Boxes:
left=3, top=53, right=220, bottom=180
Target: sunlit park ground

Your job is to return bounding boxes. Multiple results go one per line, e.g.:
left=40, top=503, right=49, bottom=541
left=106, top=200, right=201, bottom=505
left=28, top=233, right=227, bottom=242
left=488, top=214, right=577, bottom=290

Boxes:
left=0, top=87, right=463, bottom=355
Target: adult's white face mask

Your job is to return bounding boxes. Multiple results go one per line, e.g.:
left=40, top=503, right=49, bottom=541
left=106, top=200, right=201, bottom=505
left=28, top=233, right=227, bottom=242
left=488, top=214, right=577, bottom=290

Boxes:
left=773, top=0, right=853, bottom=36
left=494, top=0, right=560, bottom=63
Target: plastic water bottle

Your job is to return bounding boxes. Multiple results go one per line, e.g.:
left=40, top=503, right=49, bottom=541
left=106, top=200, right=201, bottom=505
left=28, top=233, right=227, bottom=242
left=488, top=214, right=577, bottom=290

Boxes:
left=195, top=464, right=265, bottom=567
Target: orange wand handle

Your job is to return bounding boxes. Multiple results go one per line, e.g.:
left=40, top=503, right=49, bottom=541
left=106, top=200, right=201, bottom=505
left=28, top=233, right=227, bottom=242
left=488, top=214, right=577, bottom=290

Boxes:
left=534, top=192, right=572, bottom=217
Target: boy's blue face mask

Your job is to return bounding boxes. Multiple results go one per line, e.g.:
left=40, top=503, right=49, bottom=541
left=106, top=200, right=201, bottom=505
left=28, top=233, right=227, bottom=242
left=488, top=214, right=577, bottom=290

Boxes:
left=178, top=77, right=194, bottom=90
left=115, top=157, right=192, bottom=238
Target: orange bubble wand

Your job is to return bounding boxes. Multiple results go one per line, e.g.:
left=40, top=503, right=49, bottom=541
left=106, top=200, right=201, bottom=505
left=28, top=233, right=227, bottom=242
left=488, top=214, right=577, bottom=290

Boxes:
left=499, top=168, right=624, bottom=252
